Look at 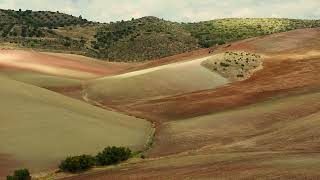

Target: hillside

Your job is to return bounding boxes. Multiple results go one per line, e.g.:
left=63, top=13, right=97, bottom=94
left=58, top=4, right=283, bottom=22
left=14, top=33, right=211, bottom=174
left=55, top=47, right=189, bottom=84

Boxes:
left=93, top=16, right=199, bottom=61
left=0, top=74, right=152, bottom=176
left=185, top=18, right=320, bottom=48
left=1, top=9, right=319, bottom=61
left=0, top=9, right=98, bottom=56
left=60, top=28, right=320, bottom=180
left=86, top=55, right=229, bottom=105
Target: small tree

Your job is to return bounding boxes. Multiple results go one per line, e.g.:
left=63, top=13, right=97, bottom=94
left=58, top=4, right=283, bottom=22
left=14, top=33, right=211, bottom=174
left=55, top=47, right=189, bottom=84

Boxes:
left=59, top=155, right=95, bottom=173
left=96, top=146, right=131, bottom=166
left=7, top=169, right=31, bottom=180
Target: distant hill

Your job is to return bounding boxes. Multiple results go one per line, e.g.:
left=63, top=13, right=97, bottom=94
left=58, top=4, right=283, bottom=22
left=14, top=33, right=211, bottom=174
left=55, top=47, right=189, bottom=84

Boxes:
left=93, top=16, right=199, bottom=61
left=1, top=9, right=319, bottom=62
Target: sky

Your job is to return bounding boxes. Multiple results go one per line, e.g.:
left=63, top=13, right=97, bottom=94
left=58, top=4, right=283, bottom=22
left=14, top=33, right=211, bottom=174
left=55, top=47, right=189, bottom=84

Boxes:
left=0, top=0, right=319, bottom=23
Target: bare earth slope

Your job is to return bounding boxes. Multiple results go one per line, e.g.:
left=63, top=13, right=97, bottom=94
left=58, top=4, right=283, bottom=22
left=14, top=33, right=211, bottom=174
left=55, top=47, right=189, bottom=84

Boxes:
left=64, top=28, right=320, bottom=179
left=121, top=28, right=320, bottom=121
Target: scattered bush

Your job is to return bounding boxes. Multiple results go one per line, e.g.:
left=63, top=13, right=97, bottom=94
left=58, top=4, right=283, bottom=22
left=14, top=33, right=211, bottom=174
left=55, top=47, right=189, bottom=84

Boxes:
left=59, top=155, right=95, bottom=173
left=7, top=169, right=31, bottom=180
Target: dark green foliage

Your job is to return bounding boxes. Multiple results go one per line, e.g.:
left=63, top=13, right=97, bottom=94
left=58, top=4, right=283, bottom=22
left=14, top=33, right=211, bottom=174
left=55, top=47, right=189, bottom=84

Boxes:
left=96, top=146, right=132, bottom=166
left=220, top=62, right=230, bottom=67
left=0, top=9, right=90, bottom=38
left=59, top=155, right=95, bottom=173
left=59, top=146, right=132, bottom=173
left=94, top=16, right=199, bottom=61
left=7, top=169, right=31, bottom=180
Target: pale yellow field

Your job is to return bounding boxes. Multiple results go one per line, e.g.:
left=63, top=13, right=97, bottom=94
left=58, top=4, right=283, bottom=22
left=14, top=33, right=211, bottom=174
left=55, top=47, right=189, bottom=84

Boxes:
left=0, top=75, right=152, bottom=174
left=86, top=55, right=229, bottom=103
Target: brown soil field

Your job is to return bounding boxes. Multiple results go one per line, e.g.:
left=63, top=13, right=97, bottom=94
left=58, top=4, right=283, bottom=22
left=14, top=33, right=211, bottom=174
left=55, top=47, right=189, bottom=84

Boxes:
left=0, top=50, right=135, bottom=79
left=62, top=151, right=320, bottom=180
left=60, top=28, right=320, bottom=179
left=118, top=28, right=320, bottom=122
left=2, top=28, right=320, bottom=179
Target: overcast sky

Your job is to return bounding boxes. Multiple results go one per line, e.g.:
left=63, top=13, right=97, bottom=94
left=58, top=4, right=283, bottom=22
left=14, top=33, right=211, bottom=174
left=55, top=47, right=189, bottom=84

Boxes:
left=0, top=0, right=319, bottom=22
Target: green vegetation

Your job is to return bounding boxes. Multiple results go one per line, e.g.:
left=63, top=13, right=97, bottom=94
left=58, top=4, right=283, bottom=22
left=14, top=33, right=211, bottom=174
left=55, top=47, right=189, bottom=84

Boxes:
left=185, top=18, right=320, bottom=48
left=94, top=16, right=198, bottom=61
left=96, top=146, right=131, bottom=166
left=59, top=155, right=96, bottom=173
left=1, top=9, right=319, bottom=61
left=59, top=146, right=132, bottom=173
left=7, top=169, right=31, bottom=180
left=0, top=9, right=96, bottom=55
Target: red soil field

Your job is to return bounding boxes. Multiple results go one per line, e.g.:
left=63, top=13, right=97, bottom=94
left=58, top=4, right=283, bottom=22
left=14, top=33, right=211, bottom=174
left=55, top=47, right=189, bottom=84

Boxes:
left=2, top=28, right=320, bottom=179
left=117, top=28, right=320, bottom=122
left=0, top=50, right=135, bottom=79
left=0, top=154, right=20, bottom=178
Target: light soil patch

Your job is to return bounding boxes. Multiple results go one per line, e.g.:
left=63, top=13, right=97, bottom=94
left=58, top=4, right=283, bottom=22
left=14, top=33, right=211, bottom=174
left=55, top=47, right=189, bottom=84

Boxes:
left=0, top=52, right=97, bottom=79
left=202, top=51, right=263, bottom=81
left=0, top=75, right=152, bottom=175
left=86, top=55, right=229, bottom=102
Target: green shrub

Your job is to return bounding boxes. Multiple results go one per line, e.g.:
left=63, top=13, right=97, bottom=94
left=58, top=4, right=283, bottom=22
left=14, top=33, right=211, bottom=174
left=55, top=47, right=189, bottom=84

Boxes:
left=220, top=62, right=230, bottom=67
left=7, top=169, right=31, bottom=180
left=96, top=146, right=132, bottom=166
left=59, top=155, right=95, bottom=173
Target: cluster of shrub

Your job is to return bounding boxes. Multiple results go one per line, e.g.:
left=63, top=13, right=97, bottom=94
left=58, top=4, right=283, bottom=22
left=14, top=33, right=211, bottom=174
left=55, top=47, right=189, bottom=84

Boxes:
left=59, top=146, right=132, bottom=173
left=6, top=146, right=133, bottom=179
left=7, top=169, right=31, bottom=180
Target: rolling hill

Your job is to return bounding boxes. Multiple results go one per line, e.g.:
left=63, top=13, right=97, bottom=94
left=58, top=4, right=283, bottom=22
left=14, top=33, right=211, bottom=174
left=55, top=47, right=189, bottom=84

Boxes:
left=59, top=28, right=320, bottom=179
left=0, top=74, right=153, bottom=177
left=1, top=9, right=319, bottom=61
left=0, top=9, right=320, bottom=179
left=85, top=55, right=229, bottom=105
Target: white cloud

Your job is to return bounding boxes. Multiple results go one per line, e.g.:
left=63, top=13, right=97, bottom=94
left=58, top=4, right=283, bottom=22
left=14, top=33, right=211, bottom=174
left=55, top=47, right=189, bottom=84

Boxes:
left=0, top=0, right=319, bottom=22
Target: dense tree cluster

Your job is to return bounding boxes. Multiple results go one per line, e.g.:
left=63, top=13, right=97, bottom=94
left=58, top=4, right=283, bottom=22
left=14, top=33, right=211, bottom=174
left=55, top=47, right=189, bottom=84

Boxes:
left=59, top=155, right=96, bottom=173
left=59, top=146, right=132, bottom=173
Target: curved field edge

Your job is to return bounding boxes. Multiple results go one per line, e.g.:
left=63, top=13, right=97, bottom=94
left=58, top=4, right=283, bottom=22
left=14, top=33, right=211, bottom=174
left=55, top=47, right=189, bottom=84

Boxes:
left=85, top=55, right=229, bottom=104
left=0, top=75, right=153, bottom=177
